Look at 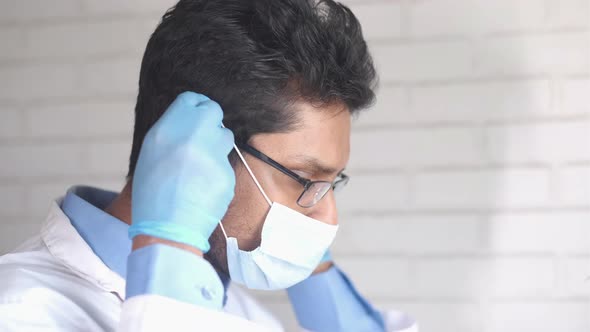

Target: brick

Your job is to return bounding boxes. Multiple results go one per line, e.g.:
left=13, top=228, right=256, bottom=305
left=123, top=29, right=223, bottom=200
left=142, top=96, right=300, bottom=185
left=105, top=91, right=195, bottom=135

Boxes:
left=0, top=144, right=84, bottom=178
left=372, top=41, right=473, bottom=82
left=82, top=0, right=177, bottom=15
left=354, top=86, right=408, bottom=127
left=0, top=109, right=25, bottom=138
left=0, top=64, right=78, bottom=101
left=414, top=257, right=555, bottom=297
left=333, top=214, right=482, bottom=254
left=0, top=221, right=42, bottom=254
left=556, top=166, right=590, bottom=207
left=25, top=20, right=147, bottom=58
left=487, top=122, right=590, bottom=164
left=27, top=179, right=125, bottom=217
left=0, top=27, right=25, bottom=60
left=86, top=141, right=131, bottom=175
left=0, top=0, right=80, bottom=22
left=475, top=0, right=547, bottom=31
left=349, top=127, right=485, bottom=169
left=409, top=0, right=477, bottom=37
left=483, top=212, right=590, bottom=253
left=26, top=182, right=70, bottom=217
left=91, top=179, right=127, bottom=194
left=336, top=257, right=411, bottom=297
left=547, top=0, right=590, bottom=28
left=413, top=169, right=551, bottom=209
left=136, top=16, right=162, bottom=37
left=475, top=33, right=590, bottom=76
left=336, top=173, right=409, bottom=212
left=410, top=80, right=552, bottom=123
left=488, top=302, right=590, bottom=332
left=563, top=257, right=590, bottom=296
left=348, top=3, right=402, bottom=40
left=561, top=78, right=590, bottom=115
left=80, top=58, right=140, bottom=96
left=409, top=0, right=546, bottom=37
left=0, top=185, right=26, bottom=216
left=27, top=101, right=134, bottom=138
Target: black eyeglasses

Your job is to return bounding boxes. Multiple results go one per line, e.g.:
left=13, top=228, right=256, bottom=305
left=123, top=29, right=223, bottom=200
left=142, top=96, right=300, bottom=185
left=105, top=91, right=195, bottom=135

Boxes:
left=236, top=143, right=349, bottom=208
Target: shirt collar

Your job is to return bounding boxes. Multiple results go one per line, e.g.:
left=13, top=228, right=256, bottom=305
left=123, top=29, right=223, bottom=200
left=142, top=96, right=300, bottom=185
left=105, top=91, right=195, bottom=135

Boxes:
left=41, top=198, right=126, bottom=298
left=58, top=185, right=231, bottom=297
left=61, top=186, right=131, bottom=278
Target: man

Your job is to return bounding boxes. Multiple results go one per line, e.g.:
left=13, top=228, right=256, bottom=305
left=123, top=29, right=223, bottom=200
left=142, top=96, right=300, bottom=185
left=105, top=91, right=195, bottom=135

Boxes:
left=0, top=0, right=417, bottom=331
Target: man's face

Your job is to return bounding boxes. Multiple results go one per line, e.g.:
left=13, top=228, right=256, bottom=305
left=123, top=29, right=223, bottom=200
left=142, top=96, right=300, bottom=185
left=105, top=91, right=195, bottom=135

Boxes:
left=206, top=101, right=351, bottom=274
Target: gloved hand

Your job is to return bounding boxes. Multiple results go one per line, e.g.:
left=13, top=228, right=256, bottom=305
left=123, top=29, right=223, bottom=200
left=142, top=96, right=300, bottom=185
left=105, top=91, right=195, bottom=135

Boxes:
left=129, top=91, right=236, bottom=253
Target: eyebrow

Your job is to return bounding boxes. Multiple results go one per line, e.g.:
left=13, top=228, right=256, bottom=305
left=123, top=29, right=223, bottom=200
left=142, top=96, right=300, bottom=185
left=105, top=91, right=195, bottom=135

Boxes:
left=291, top=154, right=344, bottom=176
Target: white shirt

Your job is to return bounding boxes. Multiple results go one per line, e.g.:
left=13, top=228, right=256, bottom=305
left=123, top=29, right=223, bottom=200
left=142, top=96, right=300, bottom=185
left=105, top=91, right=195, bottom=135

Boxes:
left=0, top=201, right=418, bottom=332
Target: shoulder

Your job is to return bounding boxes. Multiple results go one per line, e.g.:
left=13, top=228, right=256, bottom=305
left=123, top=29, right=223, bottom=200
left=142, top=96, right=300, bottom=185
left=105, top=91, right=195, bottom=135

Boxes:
left=0, top=239, right=118, bottom=302
left=0, top=246, right=119, bottom=331
left=0, top=237, right=78, bottom=295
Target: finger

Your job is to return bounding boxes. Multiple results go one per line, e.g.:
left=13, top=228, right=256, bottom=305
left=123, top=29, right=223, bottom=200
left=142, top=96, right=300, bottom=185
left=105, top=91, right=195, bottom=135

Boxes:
left=152, top=92, right=210, bottom=134
left=195, top=100, right=224, bottom=127
left=219, top=128, right=235, bottom=156
left=177, top=91, right=211, bottom=107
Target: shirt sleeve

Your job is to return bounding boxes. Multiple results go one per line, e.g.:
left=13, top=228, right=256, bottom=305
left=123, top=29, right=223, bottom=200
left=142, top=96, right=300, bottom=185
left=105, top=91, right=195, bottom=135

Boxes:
left=125, top=244, right=224, bottom=310
left=287, top=265, right=385, bottom=332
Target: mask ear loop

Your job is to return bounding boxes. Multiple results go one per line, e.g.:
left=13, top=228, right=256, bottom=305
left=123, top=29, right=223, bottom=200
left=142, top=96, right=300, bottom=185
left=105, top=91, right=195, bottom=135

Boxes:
left=232, top=144, right=273, bottom=207
left=220, top=124, right=272, bottom=207
left=219, top=123, right=273, bottom=239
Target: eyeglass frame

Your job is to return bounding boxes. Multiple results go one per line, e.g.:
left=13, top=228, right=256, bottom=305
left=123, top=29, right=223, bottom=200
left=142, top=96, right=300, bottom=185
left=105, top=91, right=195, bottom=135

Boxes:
left=236, top=143, right=349, bottom=208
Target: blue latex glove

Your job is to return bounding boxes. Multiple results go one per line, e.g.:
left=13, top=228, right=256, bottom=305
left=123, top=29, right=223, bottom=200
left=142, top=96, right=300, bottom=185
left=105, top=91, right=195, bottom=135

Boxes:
left=129, top=92, right=236, bottom=253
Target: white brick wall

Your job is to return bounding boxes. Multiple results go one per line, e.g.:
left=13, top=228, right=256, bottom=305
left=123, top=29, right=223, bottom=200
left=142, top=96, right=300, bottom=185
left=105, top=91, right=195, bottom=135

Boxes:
left=0, top=1, right=588, bottom=332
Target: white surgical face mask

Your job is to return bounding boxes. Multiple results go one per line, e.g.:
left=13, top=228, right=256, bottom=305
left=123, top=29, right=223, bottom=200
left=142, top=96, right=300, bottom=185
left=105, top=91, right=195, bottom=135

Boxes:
left=218, top=144, right=339, bottom=290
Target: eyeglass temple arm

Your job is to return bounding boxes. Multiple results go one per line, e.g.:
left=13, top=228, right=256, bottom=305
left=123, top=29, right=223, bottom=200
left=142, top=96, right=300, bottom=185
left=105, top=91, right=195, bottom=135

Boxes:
left=236, top=143, right=310, bottom=187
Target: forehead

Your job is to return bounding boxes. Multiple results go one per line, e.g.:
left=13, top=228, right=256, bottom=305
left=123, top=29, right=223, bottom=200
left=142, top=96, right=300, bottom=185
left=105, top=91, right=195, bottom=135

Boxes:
left=249, top=101, right=351, bottom=170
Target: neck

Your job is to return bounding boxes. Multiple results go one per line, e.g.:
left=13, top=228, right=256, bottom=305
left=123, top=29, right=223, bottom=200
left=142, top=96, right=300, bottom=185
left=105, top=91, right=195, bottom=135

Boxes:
left=104, top=181, right=133, bottom=226
left=104, top=180, right=209, bottom=259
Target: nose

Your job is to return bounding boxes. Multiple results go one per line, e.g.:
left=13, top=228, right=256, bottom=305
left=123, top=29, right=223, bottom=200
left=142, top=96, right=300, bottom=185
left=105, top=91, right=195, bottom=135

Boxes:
left=308, top=190, right=338, bottom=225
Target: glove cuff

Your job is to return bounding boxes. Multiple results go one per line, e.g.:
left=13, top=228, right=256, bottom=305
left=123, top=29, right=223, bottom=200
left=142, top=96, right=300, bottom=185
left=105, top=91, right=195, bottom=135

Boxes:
left=128, top=217, right=217, bottom=253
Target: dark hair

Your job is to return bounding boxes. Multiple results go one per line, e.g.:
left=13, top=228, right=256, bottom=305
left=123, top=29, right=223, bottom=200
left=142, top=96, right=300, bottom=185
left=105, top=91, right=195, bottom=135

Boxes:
left=127, top=0, right=377, bottom=177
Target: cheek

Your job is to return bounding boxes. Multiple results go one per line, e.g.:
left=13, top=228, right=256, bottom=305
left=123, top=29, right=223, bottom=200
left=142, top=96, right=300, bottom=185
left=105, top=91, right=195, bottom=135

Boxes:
left=220, top=166, right=269, bottom=251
